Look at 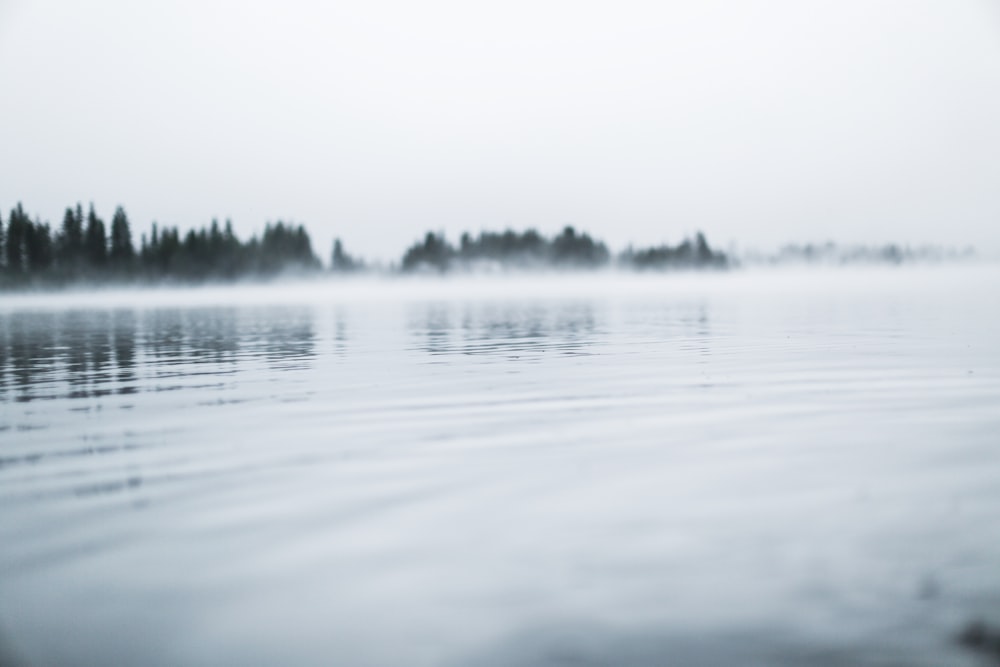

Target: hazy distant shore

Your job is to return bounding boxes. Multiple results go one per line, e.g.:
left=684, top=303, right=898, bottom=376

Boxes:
left=1, top=201, right=980, bottom=292
left=0, top=201, right=722, bottom=289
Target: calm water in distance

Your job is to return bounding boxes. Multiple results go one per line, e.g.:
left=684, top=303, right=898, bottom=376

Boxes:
left=1, top=266, right=999, bottom=666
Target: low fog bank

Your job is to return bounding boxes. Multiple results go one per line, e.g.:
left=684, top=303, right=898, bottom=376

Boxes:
left=1, top=262, right=997, bottom=312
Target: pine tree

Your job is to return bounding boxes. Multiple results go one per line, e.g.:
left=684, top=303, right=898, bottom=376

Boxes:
left=59, top=205, right=85, bottom=270
left=6, top=204, right=27, bottom=273
left=84, top=203, right=107, bottom=268
left=25, top=218, right=54, bottom=272
left=109, top=206, right=135, bottom=265
left=75, top=203, right=84, bottom=235
left=332, top=238, right=345, bottom=268
left=331, top=238, right=360, bottom=272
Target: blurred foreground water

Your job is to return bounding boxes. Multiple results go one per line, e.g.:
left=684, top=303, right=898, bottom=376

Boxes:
left=1, top=266, right=999, bottom=666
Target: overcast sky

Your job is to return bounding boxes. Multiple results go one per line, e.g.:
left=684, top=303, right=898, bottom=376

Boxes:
left=1, top=0, right=999, bottom=262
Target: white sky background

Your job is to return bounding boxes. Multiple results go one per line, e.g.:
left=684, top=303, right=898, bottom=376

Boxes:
left=1, top=1, right=999, bottom=263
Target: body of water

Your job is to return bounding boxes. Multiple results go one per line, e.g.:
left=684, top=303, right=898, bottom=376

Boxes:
left=1, top=266, right=999, bottom=666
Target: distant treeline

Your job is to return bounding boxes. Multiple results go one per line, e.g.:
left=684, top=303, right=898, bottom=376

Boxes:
left=398, top=227, right=727, bottom=272
left=0, top=201, right=729, bottom=288
left=0, top=203, right=320, bottom=287
left=744, top=242, right=976, bottom=266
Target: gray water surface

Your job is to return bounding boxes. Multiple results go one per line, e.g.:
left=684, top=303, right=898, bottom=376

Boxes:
left=1, top=267, right=999, bottom=666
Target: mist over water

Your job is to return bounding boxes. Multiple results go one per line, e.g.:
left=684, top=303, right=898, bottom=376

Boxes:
left=1, top=266, right=999, bottom=666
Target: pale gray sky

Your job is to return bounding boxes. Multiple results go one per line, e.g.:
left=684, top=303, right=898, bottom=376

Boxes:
left=1, top=0, right=999, bottom=262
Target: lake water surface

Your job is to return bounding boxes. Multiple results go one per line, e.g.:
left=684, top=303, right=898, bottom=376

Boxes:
left=1, top=267, right=999, bottom=666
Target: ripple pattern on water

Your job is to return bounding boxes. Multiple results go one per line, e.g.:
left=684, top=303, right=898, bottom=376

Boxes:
left=1, top=268, right=999, bottom=666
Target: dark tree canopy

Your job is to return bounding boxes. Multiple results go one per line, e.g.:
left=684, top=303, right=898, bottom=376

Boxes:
left=109, top=206, right=135, bottom=266
left=331, top=238, right=362, bottom=272
left=59, top=206, right=84, bottom=268
left=402, top=231, right=454, bottom=272
left=1, top=200, right=732, bottom=288
left=24, top=217, right=54, bottom=272
left=400, top=226, right=613, bottom=272
left=258, top=222, right=320, bottom=274
left=1, top=202, right=324, bottom=287
left=619, top=231, right=728, bottom=270
left=550, top=226, right=610, bottom=267
left=6, top=204, right=28, bottom=273
left=85, top=204, right=107, bottom=267
left=396, top=226, right=729, bottom=273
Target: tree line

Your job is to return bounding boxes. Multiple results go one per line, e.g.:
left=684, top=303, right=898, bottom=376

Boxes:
left=0, top=203, right=320, bottom=287
left=0, top=202, right=728, bottom=288
left=398, top=226, right=727, bottom=272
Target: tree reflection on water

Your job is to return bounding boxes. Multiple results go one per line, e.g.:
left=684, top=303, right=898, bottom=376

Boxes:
left=0, top=307, right=317, bottom=404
